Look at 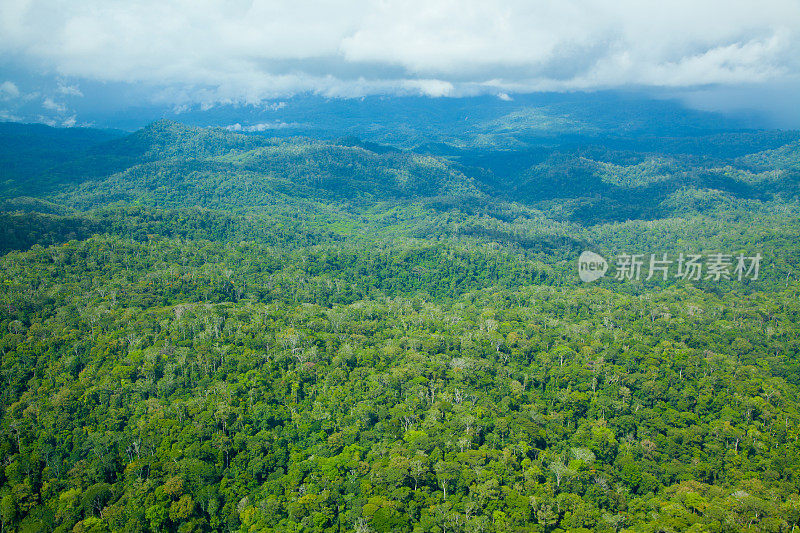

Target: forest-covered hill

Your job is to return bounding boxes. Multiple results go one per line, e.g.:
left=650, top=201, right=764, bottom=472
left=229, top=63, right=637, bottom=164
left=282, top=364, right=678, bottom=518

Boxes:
left=2, top=117, right=800, bottom=532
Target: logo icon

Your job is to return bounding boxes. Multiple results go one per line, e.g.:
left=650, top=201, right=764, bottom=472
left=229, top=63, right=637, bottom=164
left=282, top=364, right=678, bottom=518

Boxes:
left=578, top=251, right=608, bottom=282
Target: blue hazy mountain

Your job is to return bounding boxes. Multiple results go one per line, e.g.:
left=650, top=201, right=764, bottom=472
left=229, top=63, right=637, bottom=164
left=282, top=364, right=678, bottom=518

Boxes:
left=69, top=91, right=757, bottom=145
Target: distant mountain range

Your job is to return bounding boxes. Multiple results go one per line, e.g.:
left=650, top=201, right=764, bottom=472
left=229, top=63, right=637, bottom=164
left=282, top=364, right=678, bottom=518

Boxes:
left=2, top=112, right=799, bottom=227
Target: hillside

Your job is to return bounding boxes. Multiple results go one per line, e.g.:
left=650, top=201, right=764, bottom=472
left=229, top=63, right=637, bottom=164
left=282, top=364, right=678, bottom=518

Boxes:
left=1, top=120, right=800, bottom=532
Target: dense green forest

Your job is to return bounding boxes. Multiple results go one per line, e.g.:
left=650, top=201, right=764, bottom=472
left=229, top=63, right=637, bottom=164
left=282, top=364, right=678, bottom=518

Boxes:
left=2, top=116, right=800, bottom=532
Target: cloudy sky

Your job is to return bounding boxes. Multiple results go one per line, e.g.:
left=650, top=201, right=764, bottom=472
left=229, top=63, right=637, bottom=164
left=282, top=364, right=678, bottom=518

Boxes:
left=1, top=0, right=799, bottom=127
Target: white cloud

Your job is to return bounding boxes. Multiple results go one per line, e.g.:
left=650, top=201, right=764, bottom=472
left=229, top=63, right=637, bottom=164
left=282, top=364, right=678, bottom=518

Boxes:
left=402, top=79, right=454, bottom=97
left=35, top=115, right=58, bottom=127
left=225, top=121, right=297, bottom=132
left=57, top=81, right=83, bottom=97
left=0, top=0, right=798, bottom=104
left=42, top=97, right=67, bottom=113
left=0, top=81, right=20, bottom=100
left=0, top=109, right=22, bottom=121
